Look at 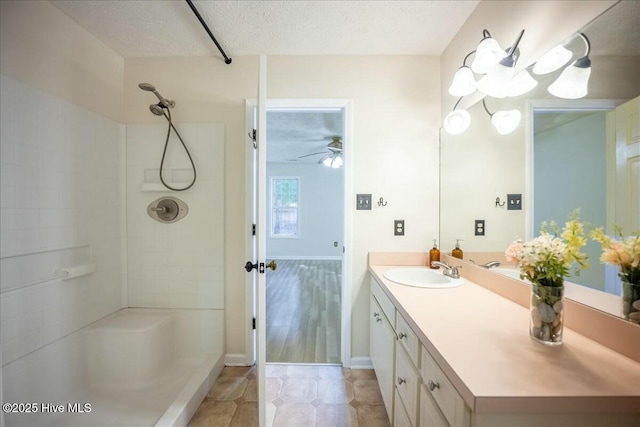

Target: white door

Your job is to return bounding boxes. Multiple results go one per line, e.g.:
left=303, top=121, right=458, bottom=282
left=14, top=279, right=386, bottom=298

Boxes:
left=245, top=55, right=268, bottom=427
left=615, top=96, right=640, bottom=233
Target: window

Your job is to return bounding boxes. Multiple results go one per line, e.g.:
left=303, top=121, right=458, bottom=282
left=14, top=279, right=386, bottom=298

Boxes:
left=270, top=177, right=300, bottom=237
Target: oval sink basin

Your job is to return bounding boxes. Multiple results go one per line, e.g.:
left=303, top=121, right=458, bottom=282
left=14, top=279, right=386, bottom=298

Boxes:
left=383, top=267, right=464, bottom=289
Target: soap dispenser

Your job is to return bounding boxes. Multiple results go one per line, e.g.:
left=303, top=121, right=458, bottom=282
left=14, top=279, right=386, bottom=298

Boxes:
left=429, top=239, right=440, bottom=269
left=452, top=239, right=464, bottom=259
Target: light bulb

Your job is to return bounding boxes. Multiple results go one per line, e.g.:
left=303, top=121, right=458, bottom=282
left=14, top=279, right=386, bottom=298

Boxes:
left=507, top=69, right=538, bottom=97
left=444, top=109, right=471, bottom=135
left=448, top=66, right=477, bottom=97
left=471, top=38, right=506, bottom=74
left=547, top=60, right=591, bottom=99
left=533, top=44, right=573, bottom=75
left=491, top=109, right=521, bottom=135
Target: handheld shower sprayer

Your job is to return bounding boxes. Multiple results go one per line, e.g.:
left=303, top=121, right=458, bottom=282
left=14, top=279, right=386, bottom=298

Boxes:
left=138, top=83, right=175, bottom=109
left=137, top=82, right=196, bottom=192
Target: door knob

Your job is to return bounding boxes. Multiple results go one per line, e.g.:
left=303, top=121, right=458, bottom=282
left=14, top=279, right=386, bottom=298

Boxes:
left=265, top=260, right=277, bottom=271
left=245, top=261, right=258, bottom=272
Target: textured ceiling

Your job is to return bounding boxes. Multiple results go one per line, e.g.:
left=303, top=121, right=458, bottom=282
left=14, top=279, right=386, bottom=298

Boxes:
left=51, top=0, right=480, bottom=58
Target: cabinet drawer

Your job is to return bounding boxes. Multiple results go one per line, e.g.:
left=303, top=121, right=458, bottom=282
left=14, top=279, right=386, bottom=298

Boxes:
left=420, top=384, right=449, bottom=427
left=421, top=347, right=469, bottom=427
left=396, top=344, right=420, bottom=426
left=372, top=277, right=395, bottom=324
left=396, top=313, right=420, bottom=367
left=394, top=389, right=413, bottom=427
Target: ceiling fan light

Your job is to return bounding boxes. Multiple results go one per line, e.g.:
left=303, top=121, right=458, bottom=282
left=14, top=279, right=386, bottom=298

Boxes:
left=532, top=44, right=573, bottom=75
left=477, top=63, right=514, bottom=98
left=443, top=109, right=471, bottom=135
left=491, top=109, right=521, bottom=135
left=471, top=37, right=506, bottom=74
left=448, top=66, right=477, bottom=97
left=332, top=155, right=343, bottom=168
left=507, top=69, right=538, bottom=97
left=547, top=59, right=591, bottom=99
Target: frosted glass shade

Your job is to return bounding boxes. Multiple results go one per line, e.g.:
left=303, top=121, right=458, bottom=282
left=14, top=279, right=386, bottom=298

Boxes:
left=507, top=69, right=538, bottom=97
left=444, top=109, right=471, bottom=135
left=547, top=61, right=591, bottom=99
left=533, top=45, right=572, bottom=75
left=321, top=154, right=342, bottom=168
left=471, top=38, right=505, bottom=74
left=491, top=109, right=521, bottom=135
left=477, top=63, right=514, bottom=98
left=448, top=66, right=477, bottom=97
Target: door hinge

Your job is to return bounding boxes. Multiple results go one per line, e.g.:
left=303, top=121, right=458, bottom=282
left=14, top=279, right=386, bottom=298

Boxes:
left=248, top=129, right=257, bottom=148
left=252, top=224, right=256, bottom=235
left=252, top=317, right=256, bottom=330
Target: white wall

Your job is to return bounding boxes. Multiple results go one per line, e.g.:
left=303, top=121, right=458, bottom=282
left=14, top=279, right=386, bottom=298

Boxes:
left=534, top=112, right=607, bottom=290
left=126, top=123, right=225, bottom=308
left=0, top=74, right=125, bottom=364
left=266, top=162, right=343, bottom=259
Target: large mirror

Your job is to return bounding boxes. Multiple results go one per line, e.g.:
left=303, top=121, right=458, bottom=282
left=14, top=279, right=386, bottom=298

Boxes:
left=440, top=0, right=640, bottom=319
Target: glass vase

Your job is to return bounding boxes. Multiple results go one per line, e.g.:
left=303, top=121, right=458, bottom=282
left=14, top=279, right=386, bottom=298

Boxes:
left=621, top=277, right=640, bottom=324
left=530, top=284, right=564, bottom=345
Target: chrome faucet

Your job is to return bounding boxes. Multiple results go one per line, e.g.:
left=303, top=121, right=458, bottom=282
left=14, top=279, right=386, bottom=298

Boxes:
left=431, top=261, right=461, bottom=279
left=469, top=260, right=501, bottom=269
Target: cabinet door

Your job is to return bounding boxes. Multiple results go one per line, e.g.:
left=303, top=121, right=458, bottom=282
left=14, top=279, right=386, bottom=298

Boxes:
left=420, top=384, right=449, bottom=427
left=370, top=294, right=395, bottom=422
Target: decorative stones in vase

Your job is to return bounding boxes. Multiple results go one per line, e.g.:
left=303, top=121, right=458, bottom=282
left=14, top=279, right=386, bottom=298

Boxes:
left=621, top=278, right=640, bottom=324
left=530, top=284, right=564, bottom=345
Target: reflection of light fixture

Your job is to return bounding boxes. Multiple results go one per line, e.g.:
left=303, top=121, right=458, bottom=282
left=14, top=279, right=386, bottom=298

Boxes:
left=548, top=33, right=591, bottom=99
left=443, top=98, right=471, bottom=135
left=320, top=152, right=342, bottom=168
left=471, top=30, right=506, bottom=74
left=483, top=99, right=521, bottom=135
left=449, top=52, right=477, bottom=96
left=507, top=69, right=538, bottom=97
left=477, top=30, right=525, bottom=98
left=533, top=44, right=572, bottom=75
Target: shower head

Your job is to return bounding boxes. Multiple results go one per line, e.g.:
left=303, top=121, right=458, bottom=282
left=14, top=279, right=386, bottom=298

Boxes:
left=149, top=104, right=165, bottom=116
left=138, top=82, right=175, bottom=109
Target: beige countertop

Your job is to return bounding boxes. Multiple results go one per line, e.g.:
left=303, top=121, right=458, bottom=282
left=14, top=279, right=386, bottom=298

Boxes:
left=368, top=263, right=640, bottom=415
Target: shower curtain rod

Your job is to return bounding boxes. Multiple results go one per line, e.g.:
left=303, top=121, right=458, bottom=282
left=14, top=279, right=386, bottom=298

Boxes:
left=185, top=0, right=232, bottom=64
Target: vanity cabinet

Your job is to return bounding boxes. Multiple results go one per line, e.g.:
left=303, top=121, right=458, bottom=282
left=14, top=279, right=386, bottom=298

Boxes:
left=371, top=275, right=471, bottom=427
left=370, top=281, right=396, bottom=422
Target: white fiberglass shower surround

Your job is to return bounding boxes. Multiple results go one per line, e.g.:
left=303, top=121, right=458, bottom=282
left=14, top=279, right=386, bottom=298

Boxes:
left=0, top=75, right=225, bottom=426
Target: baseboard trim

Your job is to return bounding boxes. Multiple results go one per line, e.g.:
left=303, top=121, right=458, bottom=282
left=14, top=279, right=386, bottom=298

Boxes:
left=350, top=356, right=373, bottom=370
left=224, top=353, right=252, bottom=366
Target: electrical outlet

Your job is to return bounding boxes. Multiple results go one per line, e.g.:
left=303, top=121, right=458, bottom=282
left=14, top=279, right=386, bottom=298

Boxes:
left=475, top=219, right=485, bottom=236
left=394, top=220, right=405, bottom=236
left=356, top=194, right=372, bottom=210
left=507, top=194, right=522, bottom=210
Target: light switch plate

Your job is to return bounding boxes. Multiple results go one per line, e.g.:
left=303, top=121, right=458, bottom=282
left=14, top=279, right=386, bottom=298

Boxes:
left=507, top=194, right=522, bottom=210
left=356, top=194, right=372, bottom=210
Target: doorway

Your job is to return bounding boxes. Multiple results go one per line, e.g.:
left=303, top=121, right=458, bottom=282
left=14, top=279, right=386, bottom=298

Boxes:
left=265, top=108, right=345, bottom=364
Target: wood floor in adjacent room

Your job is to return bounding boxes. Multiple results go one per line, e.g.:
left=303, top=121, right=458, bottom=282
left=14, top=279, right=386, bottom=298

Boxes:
left=266, top=259, right=342, bottom=364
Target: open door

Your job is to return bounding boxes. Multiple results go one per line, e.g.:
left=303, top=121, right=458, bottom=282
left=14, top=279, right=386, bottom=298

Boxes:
left=245, top=55, right=269, bottom=427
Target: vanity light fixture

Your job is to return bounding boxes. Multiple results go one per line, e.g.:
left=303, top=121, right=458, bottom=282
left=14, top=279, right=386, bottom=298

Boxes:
left=443, top=98, right=471, bottom=135
left=483, top=99, right=521, bottom=135
left=471, top=30, right=506, bottom=74
left=448, top=52, right=477, bottom=97
left=548, top=33, right=592, bottom=99
left=532, top=44, right=573, bottom=75
left=477, top=30, right=525, bottom=98
left=507, top=68, right=538, bottom=97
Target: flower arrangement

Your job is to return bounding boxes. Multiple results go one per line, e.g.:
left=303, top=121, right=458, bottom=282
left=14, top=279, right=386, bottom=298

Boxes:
left=505, top=211, right=588, bottom=287
left=590, top=227, right=640, bottom=285
left=590, top=227, right=640, bottom=322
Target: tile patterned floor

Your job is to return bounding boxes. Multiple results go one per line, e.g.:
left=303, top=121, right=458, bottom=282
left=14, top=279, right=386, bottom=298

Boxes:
left=188, top=364, right=391, bottom=427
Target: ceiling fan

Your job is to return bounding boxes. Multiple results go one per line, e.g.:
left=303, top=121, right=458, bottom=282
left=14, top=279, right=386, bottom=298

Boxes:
left=296, top=136, right=343, bottom=167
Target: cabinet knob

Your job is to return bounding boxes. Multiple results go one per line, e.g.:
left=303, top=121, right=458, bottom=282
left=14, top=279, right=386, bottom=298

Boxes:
left=398, top=332, right=407, bottom=340
left=376, top=317, right=382, bottom=323
left=428, top=380, right=440, bottom=391
left=397, top=377, right=406, bottom=385
left=373, top=312, right=380, bottom=318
